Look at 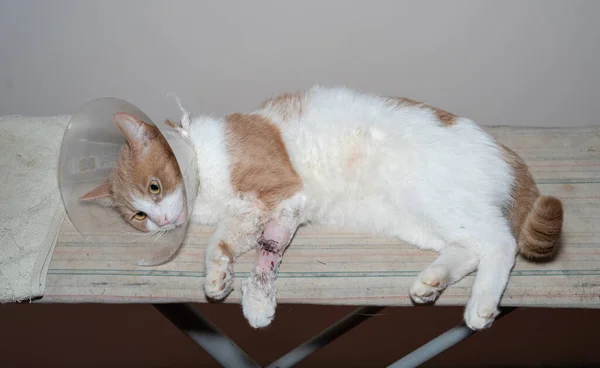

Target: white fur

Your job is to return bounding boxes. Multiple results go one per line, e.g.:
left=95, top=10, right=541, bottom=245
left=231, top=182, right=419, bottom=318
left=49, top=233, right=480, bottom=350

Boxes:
left=187, top=116, right=236, bottom=224
left=182, top=86, right=519, bottom=330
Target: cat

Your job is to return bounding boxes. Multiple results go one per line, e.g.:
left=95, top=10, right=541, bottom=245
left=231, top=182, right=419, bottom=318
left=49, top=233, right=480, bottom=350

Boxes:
left=82, top=86, right=564, bottom=331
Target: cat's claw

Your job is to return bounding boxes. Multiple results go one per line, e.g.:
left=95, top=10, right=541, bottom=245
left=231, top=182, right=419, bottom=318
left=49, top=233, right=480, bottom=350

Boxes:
left=409, top=267, right=448, bottom=304
left=463, top=296, right=499, bottom=330
left=241, top=273, right=277, bottom=329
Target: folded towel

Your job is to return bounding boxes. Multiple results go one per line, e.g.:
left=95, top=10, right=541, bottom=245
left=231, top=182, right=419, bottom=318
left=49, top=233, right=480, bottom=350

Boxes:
left=0, top=115, right=69, bottom=302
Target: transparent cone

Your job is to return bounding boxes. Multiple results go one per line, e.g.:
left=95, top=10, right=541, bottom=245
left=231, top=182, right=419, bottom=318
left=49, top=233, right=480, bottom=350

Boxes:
left=58, top=98, right=198, bottom=266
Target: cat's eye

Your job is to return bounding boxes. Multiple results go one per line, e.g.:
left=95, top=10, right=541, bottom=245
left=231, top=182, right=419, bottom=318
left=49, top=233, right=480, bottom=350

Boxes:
left=133, top=212, right=147, bottom=220
left=149, top=180, right=161, bottom=195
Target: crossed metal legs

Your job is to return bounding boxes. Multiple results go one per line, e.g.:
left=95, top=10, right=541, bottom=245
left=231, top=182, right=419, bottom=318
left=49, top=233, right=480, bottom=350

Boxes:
left=154, top=303, right=516, bottom=368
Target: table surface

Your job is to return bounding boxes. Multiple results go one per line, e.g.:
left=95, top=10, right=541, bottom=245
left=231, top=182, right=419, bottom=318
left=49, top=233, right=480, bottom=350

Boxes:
left=43, top=126, right=600, bottom=308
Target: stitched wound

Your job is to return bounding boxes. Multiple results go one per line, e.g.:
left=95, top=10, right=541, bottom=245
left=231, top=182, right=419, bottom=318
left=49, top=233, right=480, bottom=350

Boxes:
left=258, top=235, right=279, bottom=253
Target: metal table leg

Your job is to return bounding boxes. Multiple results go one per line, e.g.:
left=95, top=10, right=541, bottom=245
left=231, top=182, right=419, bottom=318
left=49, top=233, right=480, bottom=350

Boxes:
left=153, top=303, right=260, bottom=368
left=387, top=307, right=517, bottom=368
left=266, top=305, right=385, bottom=368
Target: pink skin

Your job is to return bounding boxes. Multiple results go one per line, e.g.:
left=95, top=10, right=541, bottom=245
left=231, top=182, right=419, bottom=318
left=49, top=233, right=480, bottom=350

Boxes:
left=154, top=207, right=187, bottom=227
left=241, top=195, right=305, bottom=327
left=156, top=214, right=170, bottom=226
left=254, top=219, right=293, bottom=274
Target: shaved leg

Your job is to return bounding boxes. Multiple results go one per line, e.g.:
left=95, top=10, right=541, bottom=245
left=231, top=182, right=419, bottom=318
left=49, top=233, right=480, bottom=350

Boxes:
left=242, top=193, right=306, bottom=328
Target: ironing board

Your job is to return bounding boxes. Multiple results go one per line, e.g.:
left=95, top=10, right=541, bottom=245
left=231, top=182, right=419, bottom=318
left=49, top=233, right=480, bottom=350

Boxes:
left=38, top=125, right=600, bottom=367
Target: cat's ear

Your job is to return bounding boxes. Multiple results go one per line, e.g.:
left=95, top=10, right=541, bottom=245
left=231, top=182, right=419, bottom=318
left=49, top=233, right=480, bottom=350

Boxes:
left=80, top=178, right=113, bottom=206
left=112, top=113, right=158, bottom=151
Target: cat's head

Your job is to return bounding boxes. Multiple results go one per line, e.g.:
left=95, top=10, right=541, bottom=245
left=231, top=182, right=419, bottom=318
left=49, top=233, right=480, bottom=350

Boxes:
left=80, top=113, right=187, bottom=232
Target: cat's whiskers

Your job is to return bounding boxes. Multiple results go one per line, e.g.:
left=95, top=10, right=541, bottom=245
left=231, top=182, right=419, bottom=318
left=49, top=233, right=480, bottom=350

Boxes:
left=121, top=228, right=163, bottom=244
left=151, top=229, right=168, bottom=245
left=116, top=229, right=145, bottom=235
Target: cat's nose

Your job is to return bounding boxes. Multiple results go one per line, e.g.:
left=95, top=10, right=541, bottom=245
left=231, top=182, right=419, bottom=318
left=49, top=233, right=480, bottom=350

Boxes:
left=157, top=214, right=170, bottom=225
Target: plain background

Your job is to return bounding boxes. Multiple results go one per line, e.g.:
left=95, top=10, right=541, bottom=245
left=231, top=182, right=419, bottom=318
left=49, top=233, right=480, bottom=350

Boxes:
left=1, top=0, right=600, bottom=127
left=1, top=1, right=600, bottom=366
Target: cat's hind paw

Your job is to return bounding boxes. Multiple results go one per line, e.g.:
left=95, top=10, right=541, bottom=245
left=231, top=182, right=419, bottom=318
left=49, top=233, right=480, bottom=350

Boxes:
left=241, top=273, right=276, bottom=329
left=409, top=266, right=448, bottom=304
left=463, top=296, right=499, bottom=330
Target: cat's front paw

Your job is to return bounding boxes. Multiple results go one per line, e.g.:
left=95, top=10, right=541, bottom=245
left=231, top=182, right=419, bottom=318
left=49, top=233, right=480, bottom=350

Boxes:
left=463, top=296, right=500, bottom=330
left=241, top=272, right=277, bottom=329
left=204, top=262, right=234, bottom=301
left=409, top=266, right=448, bottom=304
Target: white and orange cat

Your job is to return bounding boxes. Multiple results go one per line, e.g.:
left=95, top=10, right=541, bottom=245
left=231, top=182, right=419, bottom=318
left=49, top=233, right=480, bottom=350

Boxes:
left=82, top=86, right=563, bottom=331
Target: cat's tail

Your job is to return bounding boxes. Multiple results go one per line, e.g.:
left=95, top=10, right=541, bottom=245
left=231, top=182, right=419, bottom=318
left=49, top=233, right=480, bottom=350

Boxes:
left=502, top=144, right=564, bottom=260
left=517, top=195, right=564, bottom=259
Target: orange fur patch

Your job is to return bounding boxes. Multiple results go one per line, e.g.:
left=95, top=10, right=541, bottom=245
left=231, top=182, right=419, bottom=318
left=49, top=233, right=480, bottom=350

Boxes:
left=111, top=124, right=181, bottom=197
left=433, top=109, right=457, bottom=126
left=387, top=97, right=421, bottom=108
left=225, top=113, right=303, bottom=210
left=501, top=144, right=540, bottom=237
left=385, top=97, right=457, bottom=126
left=501, top=144, right=563, bottom=259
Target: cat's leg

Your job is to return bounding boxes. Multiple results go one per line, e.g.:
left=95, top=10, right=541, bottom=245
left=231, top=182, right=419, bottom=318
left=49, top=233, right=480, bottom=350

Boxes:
left=241, top=219, right=295, bottom=328
left=410, top=245, right=479, bottom=304
left=384, top=212, right=477, bottom=303
left=462, top=225, right=517, bottom=330
left=241, top=193, right=306, bottom=328
left=204, top=221, right=258, bottom=301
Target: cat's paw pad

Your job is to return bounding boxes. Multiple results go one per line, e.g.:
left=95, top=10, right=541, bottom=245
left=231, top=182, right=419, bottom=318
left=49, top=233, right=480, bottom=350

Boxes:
left=409, top=267, right=447, bottom=304
left=464, top=297, right=499, bottom=330
left=204, top=263, right=233, bottom=301
left=241, top=273, right=276, bottom=329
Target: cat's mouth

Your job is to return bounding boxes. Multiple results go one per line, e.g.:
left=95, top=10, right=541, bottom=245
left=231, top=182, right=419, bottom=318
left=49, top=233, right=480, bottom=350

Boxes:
left=157, top=221, right=184, bottom=231
left=157, top=211, right=187, bottom=231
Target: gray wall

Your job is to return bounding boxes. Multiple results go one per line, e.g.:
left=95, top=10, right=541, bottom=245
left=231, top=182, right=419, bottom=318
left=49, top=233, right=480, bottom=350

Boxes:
left=1, top=0, right=599, bottom=127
